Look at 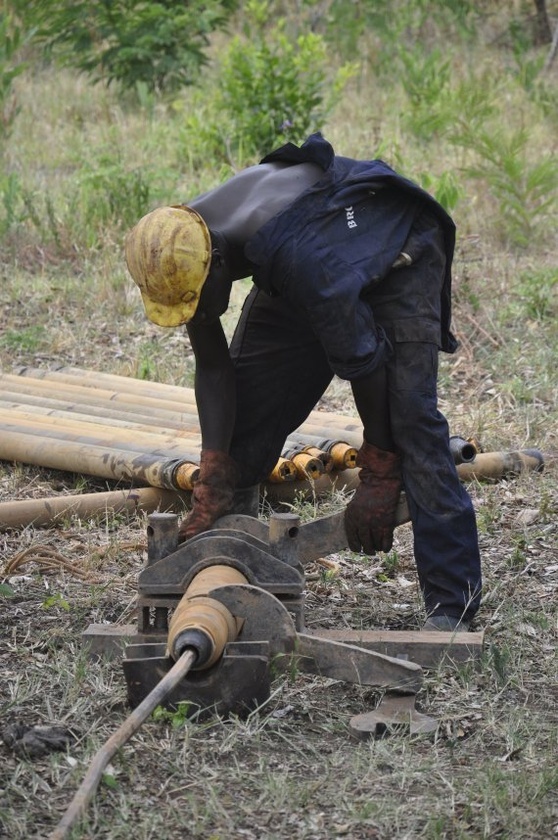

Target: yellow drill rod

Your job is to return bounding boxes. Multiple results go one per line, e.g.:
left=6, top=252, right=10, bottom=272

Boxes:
left=0, top=374, right=360, bottom=443
left=0, top=487, right=185, bottom=530
left=4, top=369, right=365, bottom=439
left=0, top=428, right=199, bottom=490
left=0, top=391, right=200, bottom=438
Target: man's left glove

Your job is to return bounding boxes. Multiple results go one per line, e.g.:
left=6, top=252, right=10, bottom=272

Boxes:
left=344, top=440, right=403, bottom=555
left=178, top=449, right=238, bottom=543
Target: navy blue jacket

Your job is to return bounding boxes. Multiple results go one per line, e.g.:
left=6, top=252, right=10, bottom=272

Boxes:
left=244, top=133, right=457, bottom=380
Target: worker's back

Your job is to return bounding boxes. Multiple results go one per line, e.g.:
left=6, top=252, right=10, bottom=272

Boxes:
left=190, top=160, right=325, bottom=246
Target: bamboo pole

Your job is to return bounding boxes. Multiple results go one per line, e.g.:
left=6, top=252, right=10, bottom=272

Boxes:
left=0, top=429, right=198, bottom=490
left=0, top=487, right=187, bottom=531
left=0, top=400, right=200, bottom=438
left=0, top=411, right=202, bottom=463
left=5, top=369, right=365, bottom=439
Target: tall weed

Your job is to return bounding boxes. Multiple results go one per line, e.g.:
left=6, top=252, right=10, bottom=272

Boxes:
left=455, top=127, right=558, bottom=247
left=0, top=9, right=28, bottom=144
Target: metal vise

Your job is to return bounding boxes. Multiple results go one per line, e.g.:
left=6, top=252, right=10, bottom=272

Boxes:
left=120, top=511, right=423, bottom=721
left=84, top=507, right=484, bottom=734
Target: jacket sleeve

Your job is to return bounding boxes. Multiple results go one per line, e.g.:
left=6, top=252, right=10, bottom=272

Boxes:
left=304, top=296, right=390, bottom=380
left=278, top=246, right=391, bottom=380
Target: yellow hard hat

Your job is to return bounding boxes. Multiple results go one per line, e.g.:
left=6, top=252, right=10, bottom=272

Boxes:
left=124, top=204, right=212, bottom=327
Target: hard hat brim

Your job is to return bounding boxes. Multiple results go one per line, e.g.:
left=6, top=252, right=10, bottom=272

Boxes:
left=140, top=289, right=202, bottom=327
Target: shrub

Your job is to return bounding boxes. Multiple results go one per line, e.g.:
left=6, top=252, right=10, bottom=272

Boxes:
left=202, top=0, right=357, bottom=160
left=29, top=0, right=238, bottom=95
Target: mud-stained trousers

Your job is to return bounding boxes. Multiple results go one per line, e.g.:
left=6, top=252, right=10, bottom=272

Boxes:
left=227, top=216, right=482, bottom=623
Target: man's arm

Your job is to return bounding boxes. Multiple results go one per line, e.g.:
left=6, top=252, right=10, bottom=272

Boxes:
left=350, top=366, right=394, bottom=451
left=178, top=319, right=238, bottom=542
left=346, top=366, right=403, bottom=555
left=186, top=319, right=236, bottom=450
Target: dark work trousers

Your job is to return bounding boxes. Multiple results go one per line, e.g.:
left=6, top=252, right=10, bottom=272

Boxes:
left=228, top=218, right=482, bottom=622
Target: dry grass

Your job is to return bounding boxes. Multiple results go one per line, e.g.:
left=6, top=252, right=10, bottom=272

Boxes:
left=1, top=11, right=558, bottom=839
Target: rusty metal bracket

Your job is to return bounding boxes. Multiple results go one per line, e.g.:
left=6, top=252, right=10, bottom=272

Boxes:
left=83, top=510, right=484, bottom=734
left=138, top=530, right=304, bottom=596
left=216, top=496, right=410, bottom=567
left=349, top=693, right=438, bottom=738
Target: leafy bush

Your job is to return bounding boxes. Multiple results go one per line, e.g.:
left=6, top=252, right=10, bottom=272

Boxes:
left=200, top=0, right=357, bottom=160
left=456, top=126, right=558, bottom=247
left=29, top=0, right=237, bottom=94
left=0, top=9, right=28, bottom=143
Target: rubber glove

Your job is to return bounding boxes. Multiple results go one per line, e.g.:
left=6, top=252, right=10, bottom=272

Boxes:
left=344, top=440, right=402, bottom=555
left=178, top=449, right=238, bottom=542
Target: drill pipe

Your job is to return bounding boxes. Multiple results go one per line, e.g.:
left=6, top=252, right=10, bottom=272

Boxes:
left=0, top=398, right=201, bottom=436
left=0, top=428, right=199, bottom=490
left=4, top=369, right=365, bottom=442
left=281, top=447, right=325, bottom=480
left=167, top=565, right=247, bottom=668
left=1, top=370, right=546, bottom=493
left=0, top=388, right=356, bottom=454
left=449, top=435, right=478, bottom=465
left=0, top=407, right=201, bottom=454
left=0, top=487, right=186, bottom=531
left=1, top=371, right=363, bottom=450
left=264, top=448, right=545, bottom=505
left=0, top=373, right=203, bottom=423
left=0, top=390, right=201, bottom=432
left=285, top=435, right=357, bottom=470
left=16, top=365, right=196, bottom=402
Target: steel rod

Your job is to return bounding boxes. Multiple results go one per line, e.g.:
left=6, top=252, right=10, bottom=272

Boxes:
left=48, top=649, right=197, bottom=840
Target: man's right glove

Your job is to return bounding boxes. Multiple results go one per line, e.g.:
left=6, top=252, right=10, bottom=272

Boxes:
left=178, top=449, right=238, bottom=543
left=344, top=440, right=403, bottom=555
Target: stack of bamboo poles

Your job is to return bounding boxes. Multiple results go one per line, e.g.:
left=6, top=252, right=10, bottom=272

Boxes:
left=0, top=366, right=360, bottom=488
left=0, top=366, right=361, bottom=529
left=0, top=366, right=546, bottom=530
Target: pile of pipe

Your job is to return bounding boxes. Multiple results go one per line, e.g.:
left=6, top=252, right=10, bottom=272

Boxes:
left=0, top=366, right=545, bottom=530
